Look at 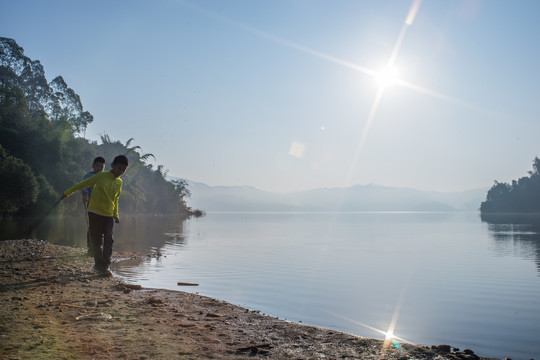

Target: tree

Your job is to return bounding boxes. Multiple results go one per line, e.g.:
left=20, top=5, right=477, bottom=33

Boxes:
left=1, top=38, right=93, bottom=134
left=172, top=178, right=191, bottom=199
left=481, top=157, right=540, bottom=213
left=49, top=76, right=93, bottom=134
left=0, top=145, right=38, bottom=214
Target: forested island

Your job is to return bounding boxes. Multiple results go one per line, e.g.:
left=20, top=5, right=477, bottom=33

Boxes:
left=480, top=157, right=540, bottom=213
left=0, top=37, right=201, bottom=218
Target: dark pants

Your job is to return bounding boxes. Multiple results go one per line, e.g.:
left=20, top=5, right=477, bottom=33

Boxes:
left=88, top=212, right=114, bottom=270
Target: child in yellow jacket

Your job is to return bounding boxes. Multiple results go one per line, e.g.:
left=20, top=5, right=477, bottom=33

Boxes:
left=61, top=155, right=129, bottom=276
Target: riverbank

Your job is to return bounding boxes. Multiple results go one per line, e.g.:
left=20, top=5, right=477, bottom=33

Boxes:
left=0, top=239, right=497, bottom=359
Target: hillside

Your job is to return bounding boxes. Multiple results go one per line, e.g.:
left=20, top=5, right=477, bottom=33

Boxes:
left=183, top=180, right=487, bottom=212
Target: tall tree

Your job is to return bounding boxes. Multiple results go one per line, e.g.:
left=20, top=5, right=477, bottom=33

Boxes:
left=0, top=37, right=93, bottom=134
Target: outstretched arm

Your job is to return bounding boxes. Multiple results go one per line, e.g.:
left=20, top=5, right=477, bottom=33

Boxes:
left=63, top=175, right=99, bottom=199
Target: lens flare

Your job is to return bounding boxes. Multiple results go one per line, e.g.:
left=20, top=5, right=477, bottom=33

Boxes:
left=289, top=141, right=305, bottom=158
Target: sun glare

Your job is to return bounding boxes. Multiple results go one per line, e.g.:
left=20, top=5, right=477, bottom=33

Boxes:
left=375, top=65, right=399, bottom=89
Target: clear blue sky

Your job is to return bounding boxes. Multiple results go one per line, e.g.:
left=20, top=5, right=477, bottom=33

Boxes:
left=2, top=0, right=540, bottom=192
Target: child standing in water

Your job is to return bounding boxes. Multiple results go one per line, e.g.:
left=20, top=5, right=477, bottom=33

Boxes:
left=82, top=156, right=106, bottom=255
left=61, top=155, right=129, bottom=276
left=82, top=156, right=106, bottom=205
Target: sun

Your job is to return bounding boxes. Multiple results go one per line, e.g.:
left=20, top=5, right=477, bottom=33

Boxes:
left=375, top=65, right=399, bottom=89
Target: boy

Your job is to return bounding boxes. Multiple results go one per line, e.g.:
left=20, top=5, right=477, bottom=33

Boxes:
left=60, top=155, right=129, bottom=276
left=82, top=156, right=105, bottom=255
left=82, top=156, right=106, bottom=205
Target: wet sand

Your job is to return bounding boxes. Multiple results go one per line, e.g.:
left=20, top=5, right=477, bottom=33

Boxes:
left=0, top=239, right=498, bottom=359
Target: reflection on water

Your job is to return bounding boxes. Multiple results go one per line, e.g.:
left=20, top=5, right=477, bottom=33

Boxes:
left=3, top=212, right=540, bottom=279
left=0, top=214, right=189, bottom=253
left=3, top=212, right=540, bottom=359
left=481, top=213, right=540, bottom=274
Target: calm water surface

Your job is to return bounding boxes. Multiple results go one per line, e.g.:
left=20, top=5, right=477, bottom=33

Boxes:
left=3, top=212, right=540, bottom=359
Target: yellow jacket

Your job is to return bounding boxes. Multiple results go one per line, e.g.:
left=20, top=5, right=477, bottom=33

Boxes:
left=64, top=170, right=123, bottom=218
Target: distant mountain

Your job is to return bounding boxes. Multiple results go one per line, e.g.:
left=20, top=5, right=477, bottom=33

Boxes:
left=180, top=180, right=488, bottom=212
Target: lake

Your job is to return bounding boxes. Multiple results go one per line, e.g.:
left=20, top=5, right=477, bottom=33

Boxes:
left=3, top=211, right=540, bottom=360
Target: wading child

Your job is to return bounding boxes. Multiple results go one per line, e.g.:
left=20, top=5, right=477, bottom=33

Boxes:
left=82, top=156, right=106, bottom=205
left=61, top=155, right=129, bottom=276
left=82, top=156, right=105, bottom=255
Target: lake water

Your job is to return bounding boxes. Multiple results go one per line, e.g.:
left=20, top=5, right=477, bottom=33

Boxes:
left=3, top=211, right=540, bottom=360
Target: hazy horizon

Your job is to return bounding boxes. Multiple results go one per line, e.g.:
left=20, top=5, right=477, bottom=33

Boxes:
left=184, top=177, right=489, bottom=194
left=2, top=0, right=539, bottom=193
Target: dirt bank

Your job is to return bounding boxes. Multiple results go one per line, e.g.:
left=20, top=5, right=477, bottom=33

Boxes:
left=0, top=239, right=497, bottom=360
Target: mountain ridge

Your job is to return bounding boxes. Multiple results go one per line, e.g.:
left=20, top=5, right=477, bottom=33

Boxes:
left=176, top=178, right=487, bottom=212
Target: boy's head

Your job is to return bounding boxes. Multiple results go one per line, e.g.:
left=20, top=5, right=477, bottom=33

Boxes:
left=92, top=156, right=106, bottom=173
left=111, top=155, right=129, bottom=178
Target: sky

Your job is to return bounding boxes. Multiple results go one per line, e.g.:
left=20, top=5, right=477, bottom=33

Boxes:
left=2, top=0, right=540, bottom=193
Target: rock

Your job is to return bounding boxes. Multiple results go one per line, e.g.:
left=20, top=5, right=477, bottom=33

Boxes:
left=146, top=297, right=163, bottom=305
left=235, top=344, right=272, bottom=356
left=433, top=345, right=451, bottom=353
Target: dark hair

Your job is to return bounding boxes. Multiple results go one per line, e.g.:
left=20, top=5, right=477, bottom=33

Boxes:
left=93, top=156, right=106, bottom=165
left=112, top=155, right=129, bottom=166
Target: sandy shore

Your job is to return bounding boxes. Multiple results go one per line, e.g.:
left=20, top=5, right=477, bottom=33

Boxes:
left=0, top=239, right=498, bottom=360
